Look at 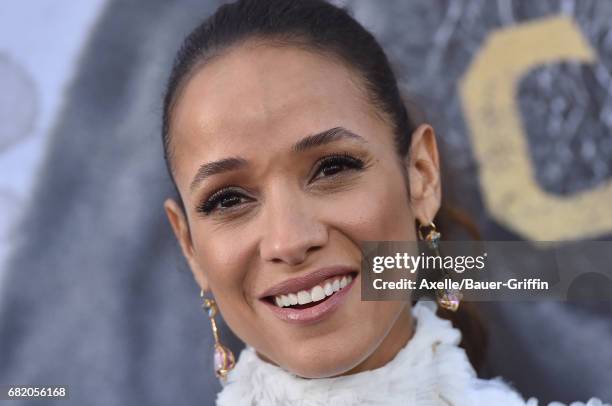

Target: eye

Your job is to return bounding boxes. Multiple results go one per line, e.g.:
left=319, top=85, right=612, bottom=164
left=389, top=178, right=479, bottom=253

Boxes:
left=311, top=153, right=366, bottom=181
left=197, top=187, right=252, bottom=215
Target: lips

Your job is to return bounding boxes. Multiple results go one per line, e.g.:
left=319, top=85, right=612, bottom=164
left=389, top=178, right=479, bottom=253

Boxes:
left=258, top=266, right=357, bottom=299
left=259, top=266, right=358, bottom=324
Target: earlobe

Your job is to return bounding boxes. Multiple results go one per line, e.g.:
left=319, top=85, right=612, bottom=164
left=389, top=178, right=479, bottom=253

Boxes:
left=405, top=124, right=442, bottom=223
left=163, top=198, right=210, bottom=291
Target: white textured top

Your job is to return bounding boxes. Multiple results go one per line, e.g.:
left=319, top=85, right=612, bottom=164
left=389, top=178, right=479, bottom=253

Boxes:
left=216, top=301, right=609, bottom=406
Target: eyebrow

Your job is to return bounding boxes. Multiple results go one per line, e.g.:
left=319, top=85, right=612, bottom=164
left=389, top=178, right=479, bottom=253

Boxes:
left=189, top=126, right=366, bottom=193
left=292, top=126, right=366, bottom=153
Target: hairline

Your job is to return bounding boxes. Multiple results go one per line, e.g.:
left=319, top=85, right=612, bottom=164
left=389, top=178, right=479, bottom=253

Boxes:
left=164, top=34, right=396, bottom=177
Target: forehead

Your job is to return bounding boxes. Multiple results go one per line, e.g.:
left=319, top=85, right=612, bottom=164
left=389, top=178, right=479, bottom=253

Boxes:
left=169, top=41, right=386, bottom=187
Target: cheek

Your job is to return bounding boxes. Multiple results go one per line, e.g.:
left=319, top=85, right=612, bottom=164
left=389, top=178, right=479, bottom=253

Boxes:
left=325, top=170, right=415, bottom=241
left=192, top=230, right=260, bottom=340
left=192, top=228, right=251, bottom=298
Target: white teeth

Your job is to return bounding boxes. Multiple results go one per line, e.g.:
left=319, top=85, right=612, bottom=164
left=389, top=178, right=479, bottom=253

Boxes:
left=297, top=290, right=312, bottom=305
left=272, top=274, right=355, bottom=307
left=324, top=282, right=333, bottom=296
left=311, top=285, right=325, bottom=302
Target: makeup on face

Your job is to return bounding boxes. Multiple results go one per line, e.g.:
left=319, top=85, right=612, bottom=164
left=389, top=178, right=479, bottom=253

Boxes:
left=168, top=43, right=418, bottom=378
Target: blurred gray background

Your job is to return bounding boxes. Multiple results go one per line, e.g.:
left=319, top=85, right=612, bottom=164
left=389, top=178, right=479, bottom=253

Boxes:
left=0, top=1, right=611, bottom=405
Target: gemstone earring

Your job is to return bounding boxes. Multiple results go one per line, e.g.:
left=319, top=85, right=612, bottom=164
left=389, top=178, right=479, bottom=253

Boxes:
left=418, top=221, right=462, bottom=312
left=200, top=290, right=236, bottom=380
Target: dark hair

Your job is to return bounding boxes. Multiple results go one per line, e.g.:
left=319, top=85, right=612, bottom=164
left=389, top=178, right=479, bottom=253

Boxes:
left=161, top=0, right=486, bottom=373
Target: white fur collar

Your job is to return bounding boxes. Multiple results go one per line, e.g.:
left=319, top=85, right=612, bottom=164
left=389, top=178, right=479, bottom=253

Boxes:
left=216, top=301, right=608, bottom=406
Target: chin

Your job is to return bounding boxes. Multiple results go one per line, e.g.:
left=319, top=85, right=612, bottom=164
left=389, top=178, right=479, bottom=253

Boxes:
left=276, top=338, right=375, bottom=379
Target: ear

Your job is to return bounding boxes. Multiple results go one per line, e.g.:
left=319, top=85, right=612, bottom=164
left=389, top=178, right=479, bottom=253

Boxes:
left=404, top=124, right=441, bottom=224
left=164, top=198, right=210, bottom=291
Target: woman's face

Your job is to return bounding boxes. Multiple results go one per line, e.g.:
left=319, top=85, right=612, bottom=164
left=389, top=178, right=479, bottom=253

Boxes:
left=164, top=41, right=441, bottom=378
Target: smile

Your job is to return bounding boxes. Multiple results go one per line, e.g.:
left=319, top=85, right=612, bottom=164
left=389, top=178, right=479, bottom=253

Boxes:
left=259, top=266, right=358, bottom=324
left=273, top=274, right=353, bottom=308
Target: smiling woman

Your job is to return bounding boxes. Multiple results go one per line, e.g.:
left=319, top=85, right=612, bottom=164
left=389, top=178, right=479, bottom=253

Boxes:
left=165, top=34, right=419, bottom=380
left=159, top=0, right=607, bottom=405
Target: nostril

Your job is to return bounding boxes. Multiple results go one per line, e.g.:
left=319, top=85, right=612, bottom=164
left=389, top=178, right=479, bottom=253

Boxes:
left=306, top=245, right=323, bottom=255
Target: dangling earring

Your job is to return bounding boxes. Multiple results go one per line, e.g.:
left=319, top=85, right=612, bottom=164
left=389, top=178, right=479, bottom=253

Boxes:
left=200, top=290, right=235, bottom=380
left=418, top=221, right=462, bottom=312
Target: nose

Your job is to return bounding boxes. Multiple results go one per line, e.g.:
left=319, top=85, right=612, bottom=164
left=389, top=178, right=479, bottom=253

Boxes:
left=259, top=188, right=328, bottom=266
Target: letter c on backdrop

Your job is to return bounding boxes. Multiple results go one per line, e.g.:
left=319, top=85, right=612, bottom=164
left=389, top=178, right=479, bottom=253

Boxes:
left=460, top=16, right=612, bottom=240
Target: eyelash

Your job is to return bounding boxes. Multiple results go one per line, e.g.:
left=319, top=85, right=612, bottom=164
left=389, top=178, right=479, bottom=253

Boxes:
left=196, top=152, right=367, bottom=215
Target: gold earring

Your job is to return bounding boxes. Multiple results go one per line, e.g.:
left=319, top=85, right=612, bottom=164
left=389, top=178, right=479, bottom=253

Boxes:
left=417, top=221, right=462, bottom=312
left=200, top=290, right=235, bottom=380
